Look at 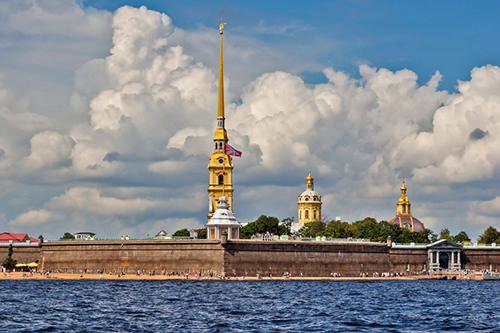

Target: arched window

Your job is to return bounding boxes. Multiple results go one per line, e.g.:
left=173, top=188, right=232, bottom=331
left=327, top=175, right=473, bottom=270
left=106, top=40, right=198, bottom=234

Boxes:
left=215, top=143, right=218, bottom=149
left=305, top=210, right=309, bottom=219
left=218, top=174, right=224, bottom=185
left=313, top=210, right=317, bottom=219
left=219, top=142, right=223, bottom=149
left=299, top=210, right=302, bottom=219
left=403, top=205, right=407, bottom=213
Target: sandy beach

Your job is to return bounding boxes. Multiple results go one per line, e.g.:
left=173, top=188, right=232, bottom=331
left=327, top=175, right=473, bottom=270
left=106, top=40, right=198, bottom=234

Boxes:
left=1, top=271, right=481, bottom=281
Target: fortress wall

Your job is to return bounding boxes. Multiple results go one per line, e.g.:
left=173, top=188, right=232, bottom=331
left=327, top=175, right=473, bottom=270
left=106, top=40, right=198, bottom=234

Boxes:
left=223, top=240, right=392, bottom=277
left=462, top=248, right=500, bottom=271
left=40, top=240, right=223, bottom=274
left=389, top=248, right=428, bottom=273
left=0, top=244, right=40, bottom=264
left=11, top=239, right=499, bottom=276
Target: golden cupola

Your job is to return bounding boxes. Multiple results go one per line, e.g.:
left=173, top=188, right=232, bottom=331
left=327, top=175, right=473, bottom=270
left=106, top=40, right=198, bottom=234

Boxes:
left=306, top=170, right=314, bottom=190
left=397, top=181, right=411, bottom=215
left=298, top=170, right=322, bottom=226
left=388, top=181, right=425, bottom=232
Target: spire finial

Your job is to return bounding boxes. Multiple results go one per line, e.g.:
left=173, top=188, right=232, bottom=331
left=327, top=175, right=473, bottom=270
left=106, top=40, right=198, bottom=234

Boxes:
left=306, top=170, right=314, bottom=188
left=219, top=20, right=227, bottom=34
left=399, top=180, right=408, bottom=202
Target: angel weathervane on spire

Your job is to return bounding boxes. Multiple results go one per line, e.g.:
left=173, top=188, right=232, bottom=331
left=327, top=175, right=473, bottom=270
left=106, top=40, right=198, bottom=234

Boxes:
left=219, top=21, right=227, bottom=33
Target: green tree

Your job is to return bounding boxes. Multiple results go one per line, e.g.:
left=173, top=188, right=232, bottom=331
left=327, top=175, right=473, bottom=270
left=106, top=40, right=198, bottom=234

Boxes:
left=173, top=228, right=190, bottom=237
left=2, top=244, right=17, bottom=270
left=240, top=222, right=257, bottom=239
left=239, top=215, right=283, bottom=239
left=298, top=221, right=326, bottom=237
left=197, top=228, right=207, bottom=239
left=477, top=226, right=500, bottom=244
left=279, top=217, right=294, bottom=236
left=254, top=215, right=281, bottom=234
left=350, top=217, right=381, bottom=240
left=322, top=220, right=353, bottom=238
left=452, top=231, right=471, bottom=243
left=401, top=228, right=433, bottom=244
left=439, top=228, right=452, bottom=240
left=60, top=232, right=75, bottom=241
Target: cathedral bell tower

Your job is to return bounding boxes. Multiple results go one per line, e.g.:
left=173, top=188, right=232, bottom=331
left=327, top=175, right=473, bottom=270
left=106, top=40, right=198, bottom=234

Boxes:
left=207, top=23, right=234, bottom=221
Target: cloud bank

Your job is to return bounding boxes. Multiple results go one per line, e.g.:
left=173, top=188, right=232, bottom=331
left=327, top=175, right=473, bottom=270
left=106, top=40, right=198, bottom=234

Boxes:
left=1, top=1, right=500, bottom=240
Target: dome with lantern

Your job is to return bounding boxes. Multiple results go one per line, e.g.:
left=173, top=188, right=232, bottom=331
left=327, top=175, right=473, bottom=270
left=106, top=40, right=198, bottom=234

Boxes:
left=388, top=182, right=425, bottom=232
left=298, top=171, right=322, bottom=203
left=206, top=196, right=241, bottom=239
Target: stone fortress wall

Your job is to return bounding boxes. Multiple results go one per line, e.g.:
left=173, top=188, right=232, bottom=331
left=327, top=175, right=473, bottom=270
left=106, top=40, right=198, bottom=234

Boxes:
left=3, top=239, right=499, bottom=276
left=462, top=247, right=500, bottom=271
left=223, top=240, right=391, bottom=276
left=0, top=244, right=40, bottom=265
left=40, top=240, right=223, bottom=274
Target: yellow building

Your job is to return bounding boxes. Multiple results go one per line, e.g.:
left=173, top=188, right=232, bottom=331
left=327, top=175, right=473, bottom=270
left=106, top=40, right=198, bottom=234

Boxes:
left=388, top=181, right=425, bottom=232
left=207, top=23, right=234, bottom=221
left=298, top=171, right=322, bottom=226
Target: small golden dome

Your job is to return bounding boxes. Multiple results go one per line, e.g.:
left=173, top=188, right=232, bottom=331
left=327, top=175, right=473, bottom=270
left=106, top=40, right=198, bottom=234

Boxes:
left=398, top=181, right=408, bottom=202
left=306, top=170, right=314, bottom=184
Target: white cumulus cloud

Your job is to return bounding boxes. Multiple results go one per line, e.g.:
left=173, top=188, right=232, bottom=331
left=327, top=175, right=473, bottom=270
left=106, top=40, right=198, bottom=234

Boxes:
left=1, top=2, right=500, bottom=241
left=10, top=209, right=59, bottom=226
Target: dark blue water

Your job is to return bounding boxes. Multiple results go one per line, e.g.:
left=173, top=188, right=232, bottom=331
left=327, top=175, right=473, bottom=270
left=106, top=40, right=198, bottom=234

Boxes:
left=0, top=280, right=498, bottom=332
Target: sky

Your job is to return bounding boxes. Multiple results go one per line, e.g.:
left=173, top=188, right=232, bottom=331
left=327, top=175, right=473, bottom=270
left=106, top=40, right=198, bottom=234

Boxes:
left=1, top=0, right=500, bottom=241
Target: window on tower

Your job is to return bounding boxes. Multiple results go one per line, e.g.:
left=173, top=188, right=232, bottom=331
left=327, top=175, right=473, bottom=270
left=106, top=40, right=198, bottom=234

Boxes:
left=299, top=211, right=302, bottom=219
left=305, top=210, right=309, bottom=219
left=313, top=210, right=317, bottom=219
left=218, top=174, right=224, bottom=185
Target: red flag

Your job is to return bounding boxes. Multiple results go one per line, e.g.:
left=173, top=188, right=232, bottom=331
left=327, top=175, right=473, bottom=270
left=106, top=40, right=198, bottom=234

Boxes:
left=225, top=143, right=242, bottom=157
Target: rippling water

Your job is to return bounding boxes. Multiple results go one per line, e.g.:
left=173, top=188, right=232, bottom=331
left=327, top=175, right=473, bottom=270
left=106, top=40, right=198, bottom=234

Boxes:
left=0, top=280, right=498, bottom=332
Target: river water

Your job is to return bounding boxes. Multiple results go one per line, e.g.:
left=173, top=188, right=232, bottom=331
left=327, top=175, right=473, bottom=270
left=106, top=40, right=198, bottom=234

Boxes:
left=0, top=280, right=498, bottom=332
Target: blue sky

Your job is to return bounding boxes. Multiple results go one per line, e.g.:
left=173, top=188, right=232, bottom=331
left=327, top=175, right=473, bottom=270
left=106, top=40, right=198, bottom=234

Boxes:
left=2, top=0, right=500, bottom=240
left=85, top=0, right=500, bottom=91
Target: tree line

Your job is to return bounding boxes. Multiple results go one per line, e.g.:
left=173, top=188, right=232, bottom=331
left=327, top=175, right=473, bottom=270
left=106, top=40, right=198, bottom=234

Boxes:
left=190, top=215, right=498, bottom=245
left=167, top=217, right=500, bottom=244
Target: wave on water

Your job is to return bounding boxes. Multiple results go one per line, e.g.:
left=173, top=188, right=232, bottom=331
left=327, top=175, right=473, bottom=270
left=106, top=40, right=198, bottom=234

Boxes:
left=0, top=280, right=499, bottom=332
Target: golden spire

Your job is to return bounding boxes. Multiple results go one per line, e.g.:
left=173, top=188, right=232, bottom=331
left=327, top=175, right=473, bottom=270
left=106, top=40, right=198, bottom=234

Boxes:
left=217, top=22, right=226, bottom=120
left=214, top=22, right=228, bottom=142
